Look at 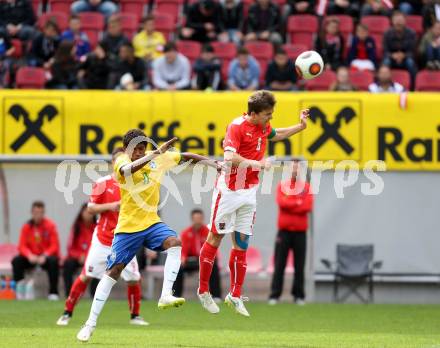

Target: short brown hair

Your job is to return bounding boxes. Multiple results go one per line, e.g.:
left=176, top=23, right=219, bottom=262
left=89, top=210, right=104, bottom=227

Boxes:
left=247, top=90, right=276, bottom=114
left=32, top=201, right=45, bottom=209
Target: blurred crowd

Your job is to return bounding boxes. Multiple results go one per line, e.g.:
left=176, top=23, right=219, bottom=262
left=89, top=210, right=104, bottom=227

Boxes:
left=1, top=0, right=440, bottom=91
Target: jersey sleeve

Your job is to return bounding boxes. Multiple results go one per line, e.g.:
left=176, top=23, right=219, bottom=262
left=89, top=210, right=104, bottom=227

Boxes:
left=268, top=125, right=276, bottom=139
left=114, top=154, right=130, bottom=182
left=89, top=181, right=105, bottom=204
left=160, top=151, right=182, bottom=171
left=223, top=124, right=241, bottom=152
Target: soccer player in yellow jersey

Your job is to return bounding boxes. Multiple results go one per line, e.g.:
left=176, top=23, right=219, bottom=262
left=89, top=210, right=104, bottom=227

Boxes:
left=77, top=129, right=220, bottom=342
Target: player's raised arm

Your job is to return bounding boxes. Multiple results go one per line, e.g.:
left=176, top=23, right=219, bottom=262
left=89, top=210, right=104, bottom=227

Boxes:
left=180, top=152, right=223, bottom=171
left=224, top=150, right=269, bottom=170
left=87, top=202, right=120, bottom=215
left=270, top=109, right=309, bottom=142
left=119, top=137, right=178, bottom=176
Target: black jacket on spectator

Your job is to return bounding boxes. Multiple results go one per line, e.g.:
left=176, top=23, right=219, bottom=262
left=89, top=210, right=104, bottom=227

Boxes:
left=398, top=0, right=423, bottom=14
left=327, top=0, right=361, bottom=16
left=422, top=3, right=440, bottom=30
left=193, top=57, right=222, bottom=90
left=347, top=36, right=377, bottom=66
left=265, top=59, right=296, bottom=88
left=315, top=34, right=345, bottom=70
left=383, top=27, right=417, bottom=59
left=30, top=34, right=60, bottom=66
left=0, top=0, right=35, bottom=27
left=79, top=53, right=111, bottom=89
left=0, top=32, right=13, bottom=58
left=109, top=57, right=146, bottom=88
left=186, top=3, right=224, bottom=37
left=220, top=1, right=244, bottom=31
left=247, top=2, right=280, bottom=33
left=47, top=59, right=78, bottom=89
left=286, top=0, right=316, bottom=15
left=100, top=33, right=129, bottom=64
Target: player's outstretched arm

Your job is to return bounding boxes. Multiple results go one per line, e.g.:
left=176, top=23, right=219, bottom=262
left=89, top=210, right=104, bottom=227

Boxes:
left=87, top=202, right=119, bottom=214
left=224, top=151, right=268, bottom=170
left=270, top=109, right=309, bottom=142
left=120, top=137, right=178, bottom=176
left=181, top=152, right=222, bottom=171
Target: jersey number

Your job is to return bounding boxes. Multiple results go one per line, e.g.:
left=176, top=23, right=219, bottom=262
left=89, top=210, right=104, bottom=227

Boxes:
left=256, top=137, right=262, bottom=151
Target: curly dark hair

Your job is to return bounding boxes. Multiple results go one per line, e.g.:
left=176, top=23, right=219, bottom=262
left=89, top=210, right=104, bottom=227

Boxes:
left=122, top=129, right=147, bottom=149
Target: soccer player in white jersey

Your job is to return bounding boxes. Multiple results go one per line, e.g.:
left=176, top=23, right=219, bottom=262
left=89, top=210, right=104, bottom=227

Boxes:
left=197, top=90, right=309, bottom=316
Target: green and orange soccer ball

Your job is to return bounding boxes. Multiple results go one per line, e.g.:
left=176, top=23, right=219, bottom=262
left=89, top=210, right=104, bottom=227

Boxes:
left=295, top=50, right=324, bottom=80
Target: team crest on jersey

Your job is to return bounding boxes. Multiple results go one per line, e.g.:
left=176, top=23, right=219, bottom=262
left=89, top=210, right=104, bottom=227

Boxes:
left=110, top=250, right=116, bottom=262
left=149, top=161, right=157, bottom=169
left=219, top=222, right=226, bottom=230
left=88, top=266, right=94, bottom=273
left=143, top=172, right=150, bottom=184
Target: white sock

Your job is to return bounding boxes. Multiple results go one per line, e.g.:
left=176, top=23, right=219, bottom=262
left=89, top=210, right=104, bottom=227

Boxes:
left=161, top=246, right=181, bottom=298
left=86, top=274, right=117, bottom=327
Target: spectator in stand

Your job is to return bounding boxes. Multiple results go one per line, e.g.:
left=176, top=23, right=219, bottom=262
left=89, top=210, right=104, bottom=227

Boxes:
left=315, top=17, right=345, bottom=71
left=265, top=48, right=296, bottom=91
left=101, top=14, right=129, bottom=67
left=29, top=20, right=60, bottom=68
left=71, top=0, right=118, bottom=18
left=181, top=0, right=226, bottom=43
left=0, top=31, right=15, bottom=88
left=361, top=0, right=393, bottom=17
left=192, top=43, right=222, bottom=90
left=132, top=15, right=166, bottom=64
left=227, top=47, right=260, bottom=90
left=173, top=209, right=221, bottom=299
left=109, top=42, right=147, bottom=90
left=246, top=0, right=282, bottom=45
left=219, top=0, right=244, bottom=44
left=383, top=11, right=417, bottom=85
left=347, top=24, right=377, bottom=71
left=330, top=66, right=357, bottom=91
left=422, top=0, right=440, bottom=30
left=61, top=15, right=91, bottom=61
left=419, top=21, right=440, bottom=69
left=368, top=65, right=405, bottom=92
left=78, top=42, right=111, bottom=88
left=152, top=42, right=191, bottom=90
left=0, top=0, right=36, bottom=41
left=268, top=160, right=313, bottom=306
left=46, top=41, right=79, bottom=89
left=398, top=0, right=423, bottom=15
left=327, top=0, right=361, bottom=17
left=284, top=0, right=315, bottom=15
left=11, top=201, right=60, bottom=300
left=63, top=203, right=96, bottom=296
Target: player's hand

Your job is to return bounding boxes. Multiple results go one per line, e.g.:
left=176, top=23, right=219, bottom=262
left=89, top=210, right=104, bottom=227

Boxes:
left=28, top=254, right=38, bottom=264
left=260, top=157, right=273, bottom=170
left=37, top=255, right=46, bottom=265
left=110, top=201, right=120, bottom=212
left=215, top=160, right=225, bottom=173
left=157, top=137, right=178, bottom=154
left=300, top=109, right=309, bottom=129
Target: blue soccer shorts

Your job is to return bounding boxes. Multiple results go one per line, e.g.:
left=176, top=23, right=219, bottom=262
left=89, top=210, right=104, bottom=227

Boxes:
left=107, top=222, right=177, bottom=269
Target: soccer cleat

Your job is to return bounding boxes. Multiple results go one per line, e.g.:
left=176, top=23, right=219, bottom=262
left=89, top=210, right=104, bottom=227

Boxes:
left=56, top=314, right=71, bottom=326
left=268, top=298, right=278, bottom=306
left=198, top=291, right=220, bottom=314
left=76, top=324, right=95, bottom=342
left=157, top=295, right=185, bottom=310
left=294, top=298, right=306, bottom=306
left=225, top=293, right=250, bottom=317
left=129, top=316, right=149, bottom=326
left=47, top=294, right=60, bottom=301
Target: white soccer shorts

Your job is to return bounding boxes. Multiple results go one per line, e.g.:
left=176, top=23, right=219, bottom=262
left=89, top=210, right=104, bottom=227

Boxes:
left=208, top=176, right=257, bottom=236
left=84, top=233, right=141, bottom=282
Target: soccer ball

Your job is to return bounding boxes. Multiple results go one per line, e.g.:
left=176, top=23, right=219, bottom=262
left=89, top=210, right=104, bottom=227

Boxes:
left=295, top=51, right=324, bottom=80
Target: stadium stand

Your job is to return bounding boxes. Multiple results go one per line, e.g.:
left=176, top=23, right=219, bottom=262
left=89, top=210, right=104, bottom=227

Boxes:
left=287, top=15, right=319, bottom=49
left=305, top=69, right=336, bottom=91
left=415, top=70, right=440, bottom=91
left=15, top=67, right=46, bottom=89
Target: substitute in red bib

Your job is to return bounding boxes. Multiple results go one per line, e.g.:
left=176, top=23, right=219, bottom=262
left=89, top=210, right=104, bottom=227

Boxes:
left=198, top=90, right=310, bottom=316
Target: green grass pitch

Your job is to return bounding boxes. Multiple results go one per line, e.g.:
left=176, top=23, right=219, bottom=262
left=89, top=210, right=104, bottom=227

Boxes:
left=0, top=300, right=440, bottom=348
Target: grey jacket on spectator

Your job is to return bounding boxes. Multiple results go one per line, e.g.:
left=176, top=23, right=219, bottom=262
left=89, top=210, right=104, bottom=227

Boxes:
left=152, top=53, right=191, bottom=90
left=383, top=27, right=417, bottom=59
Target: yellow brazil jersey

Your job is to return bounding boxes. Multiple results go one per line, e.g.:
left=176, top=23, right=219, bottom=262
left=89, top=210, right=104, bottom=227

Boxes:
left=132, top=31, right=165, bottom=60
left=113, top=151, right=181, bottom=233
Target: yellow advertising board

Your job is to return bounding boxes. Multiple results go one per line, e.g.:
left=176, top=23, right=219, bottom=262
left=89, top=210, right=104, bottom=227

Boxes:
left=1, top=90, right=440, bottom=170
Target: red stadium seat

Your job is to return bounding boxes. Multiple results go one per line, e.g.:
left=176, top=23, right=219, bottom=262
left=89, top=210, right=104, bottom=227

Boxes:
left=10, top=39, right=23, bottom=59
left=361, top=15, right=390, bottom=37
left=154, top=12, right=175, bottom=40
left=282, top=43, right=307, bottom=61
left=406, top=15, right=423, bottom=37
left=221, top=61, right=230, bottom=83
left=15, top=67, right=47, bottom=89
left=287, top=15, right=319, bottom=49
left=241, top=0, right=253, bottom=17
left=244, top=41, right=274, bottom=62
left=266, top=251, right=294, bottom=274
left=0, top=244, right=17, bottom=271
left=119, top=12, right=140, bottom=39
left=155, top=0, right=184, bottom=23
left=211, top=41, right=237, bottom=61
left=79, top=12, right=105, bottom=48
left=120, top=0, right=147, bottom=21
left=349, top=70, right=374, bottom=91
left=304, top=69, right=336, bottom=91
left=415, top=70, right=440, bottom=91
left=32, top=0, right=41, bottom=15
left=391, top=69, right=410, bottom=91
left=246, top=247, right=263, bottom=274
left=37, top=11, right=69, bottom=31
left=258, top=60, right=268, bottom=86
left=49, top=0, right=73, bottom=13
left=176, top=40, right=201, bottom=63
left=324, top=15, right=354, bottom=42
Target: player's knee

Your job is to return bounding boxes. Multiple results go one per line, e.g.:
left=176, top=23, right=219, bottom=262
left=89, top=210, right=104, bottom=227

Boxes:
left=207, top=232, right=223, bottom=246
left=79, top=274, right=91, bottom=284
left=163, top=236, right=181, bottom=249
left=108, top=264, right=124, bottom=279
left=233, top=231, right=250, bottom=250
